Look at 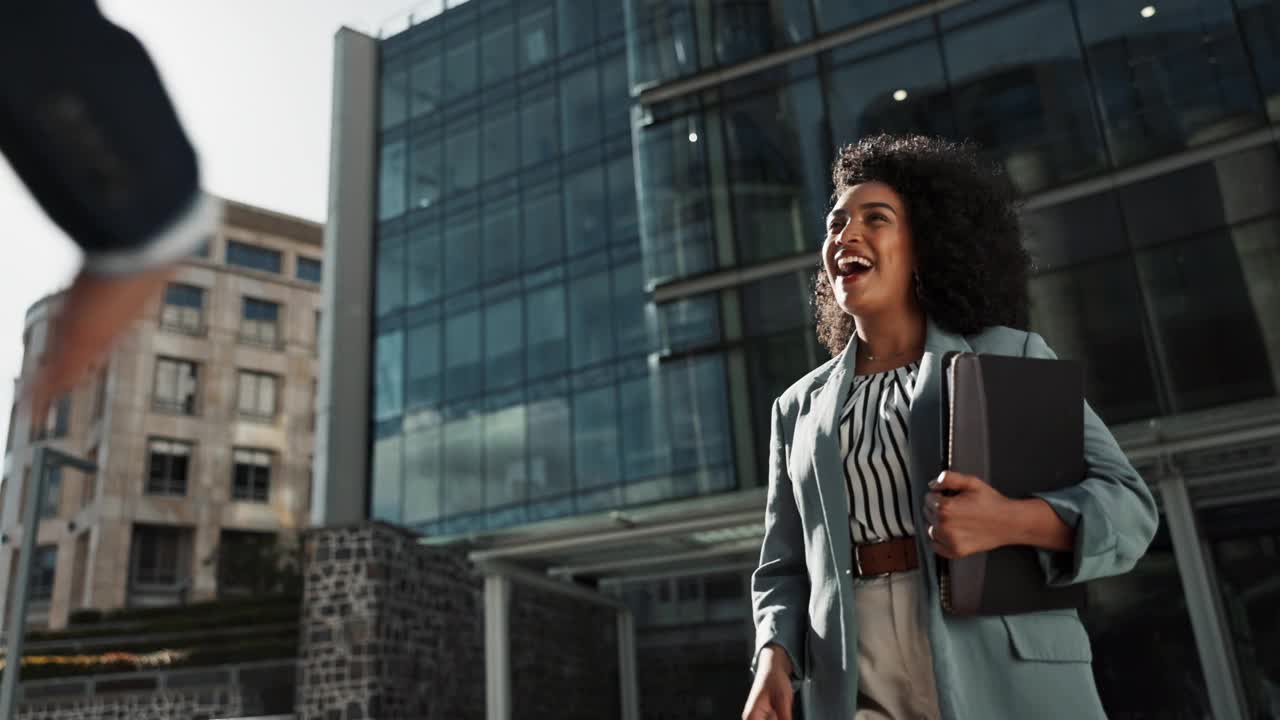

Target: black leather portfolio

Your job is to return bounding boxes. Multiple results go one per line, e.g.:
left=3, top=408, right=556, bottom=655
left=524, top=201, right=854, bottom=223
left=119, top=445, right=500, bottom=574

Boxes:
left=937, top=351, right=1089, bottom=616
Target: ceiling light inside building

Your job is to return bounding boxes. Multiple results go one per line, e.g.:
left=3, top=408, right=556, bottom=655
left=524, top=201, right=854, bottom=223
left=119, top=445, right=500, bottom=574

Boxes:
left=688, top=131, right=699, bottom=143
left=893, top=89, right=908, bottom=102
left=1140, top=5, right=1156, bottom=18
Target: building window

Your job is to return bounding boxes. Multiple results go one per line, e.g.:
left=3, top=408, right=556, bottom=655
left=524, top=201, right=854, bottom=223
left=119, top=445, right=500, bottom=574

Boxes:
left=297, top=256, right=322, bottom=283
left=153, top=357, right=199, bottom=415
left=216, top=530, right=277, bottom=597
left=160, top=284, right=205, bottom=334
left=130, top=525, right=191, bottom=588
left=232, top=448, right=272, bottom=502
left=146, top=439, right=191, bottom=496
left=240, top=298, right=280, bottom=348
left=38, top=467, right=61, bottom=519
left=237, top=371, right=278, bottom=420
left=30, top=546, right=57, bottom=602
left=226, top=240, right=282, bottom=274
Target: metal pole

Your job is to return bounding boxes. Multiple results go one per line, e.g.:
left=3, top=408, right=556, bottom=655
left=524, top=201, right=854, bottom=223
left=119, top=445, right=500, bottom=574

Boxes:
left=0, top=446, right=47, bottom=719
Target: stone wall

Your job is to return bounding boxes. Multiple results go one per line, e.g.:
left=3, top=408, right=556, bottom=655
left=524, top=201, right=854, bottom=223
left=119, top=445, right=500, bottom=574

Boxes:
left=296, top=522, right=626, bottom=720
left=296, top=523, right=485, bottom=720
left=509, top=582, right=620, bottom=720
left=16, top=686, right=242, bottom=720
left=635, top=623, right=754, bottom=720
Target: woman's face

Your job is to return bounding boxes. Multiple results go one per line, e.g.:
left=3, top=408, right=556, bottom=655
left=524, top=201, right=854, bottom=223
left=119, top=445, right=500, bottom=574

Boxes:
left=822, top=181, right=916, bottom=318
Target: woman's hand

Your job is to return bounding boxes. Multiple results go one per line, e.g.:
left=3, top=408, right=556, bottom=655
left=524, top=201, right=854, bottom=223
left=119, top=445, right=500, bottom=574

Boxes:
left=742, top=645, right=794, bottom=720
left=923, top=471, right=1075, bottom=558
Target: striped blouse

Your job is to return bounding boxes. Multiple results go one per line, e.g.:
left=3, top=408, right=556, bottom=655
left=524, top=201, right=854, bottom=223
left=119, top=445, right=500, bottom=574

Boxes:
left=839, top=362, right=919, bottom=544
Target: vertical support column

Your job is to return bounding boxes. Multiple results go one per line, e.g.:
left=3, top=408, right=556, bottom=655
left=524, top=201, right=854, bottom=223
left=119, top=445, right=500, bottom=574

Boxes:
left=617, top=608, right=639, bottom=720
left=485, top=573, right=512, bottom=720
left=314, top=27, right=378, bottom=526
left=1160, top=473, right=1248, bottom=720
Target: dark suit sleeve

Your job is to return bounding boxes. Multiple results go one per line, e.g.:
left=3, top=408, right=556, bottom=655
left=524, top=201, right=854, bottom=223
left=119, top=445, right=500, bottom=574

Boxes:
left=750, top=397, right=809, bottom=687
left=0, top=2, right=212, bottom=274
left=1022, top=331, right=1160, bottom=585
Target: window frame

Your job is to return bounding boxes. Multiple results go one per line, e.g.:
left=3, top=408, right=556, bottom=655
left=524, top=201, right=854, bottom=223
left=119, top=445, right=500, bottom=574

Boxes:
left=152, top=357, right=200, bottom=416
left=146, top=438, right=193, bottom=496
left=231, top=447, right=273, bottom=503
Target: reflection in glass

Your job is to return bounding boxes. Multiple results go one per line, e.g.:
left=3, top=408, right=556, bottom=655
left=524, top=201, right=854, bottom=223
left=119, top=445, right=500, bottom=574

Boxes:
left=403, top=424, right=441, bottom=524
left=374, top=330, right=404, bottom=421
left=376, top=235, right=406, bottom=316
left=565, top=165, right=607, bottom=257
left=741, top=271, right=812, bottom=338
left=520, top=7, right=555, bottom=69
left=445, top=121, right=479, bottom=194
left=1233, top=217, right=1280, bottom=394
left=1235, top=0, right=1280, bottom=122
left=600, top=51, right=632, bottom=137
left=666, top=355, right=732, bottom=474
left=483, top=207, right=521, bottom=284
left=523, top=187, right=565, bottom=270
left=1083, top=523, right=1210, bottom=718
left=574, top=385, right=621, bottom=488
left=407, top=226, right=442, bottom=306
left=482, top=111, right=518, bottom=183
left=410, top=53, right=441, bottom=117
left=411, top=135, right=442, bottom=209
left=527, top=392, right=572, bottom=499
left=1075, top=0, right=1262, bottom=166
left=481, top=23, right=515, bottom=87
left=628, top=0, right=699, bottom=88
left=442, top=413, right=484, bottom=515
left=526, top=283, right=569, bottom=378
left=658, top=295, right=720, bottom=352
left=941, top=1, right=1105, bottom=193
left=712, top=0, right=813, bottom=66
left=569, top=272, right=616, bottom=368
left=826, top=22, right=955, bottom=143
left=620, top=375, right=670, bottom=481
left=445, top=217, right=480, bottom=295
left=1029, top=257, right=1161, bottom=423
left=746, top=329, right=816, bottom=472
left=445, top=309, right=482, bottom=400
left=371, top=432, right=403, bottom=523
left=485, top=296, right=523, bottom=391
left=1136, top=233, right=1275, bottom=412
left=380, top=66, right=407, bottom=130
left=637, top=116, right=716, bottom=284
left=445, top=33, right=478, bottom=99
left=607, top=153, right=640, bottom=246
left=722, top=77, right=829, bottom=266
left=379, top=141, right=407, bottom=220
left=485, top=402, right=527, bottom=509
left=521, top=91, right=559, bottom=167
left=407, top=321, right=442, bottom=408
left=1203, top=498, right=1280, bottom=720
left=559, top=0, right=597, bottom=55
left=813, top=0, right=922, bottom=34
left=612, top=259, right=650, bottom=358
left=561, top=64, right=603, bottom=152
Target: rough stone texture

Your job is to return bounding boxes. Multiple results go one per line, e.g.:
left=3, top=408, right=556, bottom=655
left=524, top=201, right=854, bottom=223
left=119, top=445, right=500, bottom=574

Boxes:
left=297, top=522, right=624, bottom=720
left=16, top=687, right=242, bottom=720
left=635, top=624, right=753, bottom=720
left=509, top=582, right=620, bottom=720
left=296, top=523, right=485, bottom=720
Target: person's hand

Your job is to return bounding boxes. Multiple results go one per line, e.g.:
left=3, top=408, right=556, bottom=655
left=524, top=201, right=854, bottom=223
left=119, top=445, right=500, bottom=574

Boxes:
left=742, top=645, right=795, bottom=720
left=25, top=265, right=175, bottom=422
left=923, top=471, right=1019, bottom=559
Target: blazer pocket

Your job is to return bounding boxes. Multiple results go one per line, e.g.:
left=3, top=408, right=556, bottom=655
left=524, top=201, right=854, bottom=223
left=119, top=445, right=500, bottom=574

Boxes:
left=1001, top=612, right=1094, bottom=663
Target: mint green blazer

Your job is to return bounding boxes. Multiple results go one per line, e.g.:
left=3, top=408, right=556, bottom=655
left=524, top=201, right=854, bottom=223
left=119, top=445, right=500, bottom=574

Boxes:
left=750, top=320, right=1159, bottom=719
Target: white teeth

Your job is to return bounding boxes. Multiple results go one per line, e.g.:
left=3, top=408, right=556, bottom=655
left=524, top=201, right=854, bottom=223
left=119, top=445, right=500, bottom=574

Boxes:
left=837, top=255, right=873, bottom=271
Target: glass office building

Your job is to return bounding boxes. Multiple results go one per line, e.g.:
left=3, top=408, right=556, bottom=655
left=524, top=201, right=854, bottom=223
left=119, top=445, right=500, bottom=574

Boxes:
left=322, top=0, right=1280, bottom=718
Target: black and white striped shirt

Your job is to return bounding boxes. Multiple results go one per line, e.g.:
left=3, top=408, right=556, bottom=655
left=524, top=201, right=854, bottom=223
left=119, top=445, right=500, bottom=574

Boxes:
left=840, top=362, right=919, bottom=544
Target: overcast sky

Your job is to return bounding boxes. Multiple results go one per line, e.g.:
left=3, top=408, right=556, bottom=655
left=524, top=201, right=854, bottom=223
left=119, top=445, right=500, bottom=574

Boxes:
left=0, top=1, right=429, bottom=451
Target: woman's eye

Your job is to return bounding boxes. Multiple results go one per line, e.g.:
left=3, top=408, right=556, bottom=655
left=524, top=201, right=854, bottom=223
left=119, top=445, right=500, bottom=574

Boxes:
left=867, top=214, right=888, bottom=223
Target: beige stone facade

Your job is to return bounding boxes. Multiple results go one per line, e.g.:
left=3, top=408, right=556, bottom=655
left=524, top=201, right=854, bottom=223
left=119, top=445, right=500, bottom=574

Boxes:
left=0, top=199, right=323, bottom=629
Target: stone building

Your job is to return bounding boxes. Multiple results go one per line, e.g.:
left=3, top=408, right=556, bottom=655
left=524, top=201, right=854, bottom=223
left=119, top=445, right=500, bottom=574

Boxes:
left=0, top=198, right=324, bottom=630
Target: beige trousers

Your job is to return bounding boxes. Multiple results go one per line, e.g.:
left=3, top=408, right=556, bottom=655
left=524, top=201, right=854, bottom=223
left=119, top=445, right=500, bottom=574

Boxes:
left=853, top=569, right=942, bottom=720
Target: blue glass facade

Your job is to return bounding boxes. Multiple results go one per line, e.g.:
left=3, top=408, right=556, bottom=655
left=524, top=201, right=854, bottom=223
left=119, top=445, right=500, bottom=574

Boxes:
left=372, top=0, right=733, bottom=536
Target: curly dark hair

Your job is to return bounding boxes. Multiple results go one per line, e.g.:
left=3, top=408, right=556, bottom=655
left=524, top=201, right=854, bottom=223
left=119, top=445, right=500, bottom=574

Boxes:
left=814, top=134, right=1031, bottom=356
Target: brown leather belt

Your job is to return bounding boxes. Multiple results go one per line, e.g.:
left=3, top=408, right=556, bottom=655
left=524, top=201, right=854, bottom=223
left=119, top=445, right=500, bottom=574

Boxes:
left=853, top=537, right=919, bottom=577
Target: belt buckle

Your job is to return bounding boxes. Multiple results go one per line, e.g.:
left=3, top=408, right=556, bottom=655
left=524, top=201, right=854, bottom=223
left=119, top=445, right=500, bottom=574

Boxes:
left=854, top=541, right=893, bottom=579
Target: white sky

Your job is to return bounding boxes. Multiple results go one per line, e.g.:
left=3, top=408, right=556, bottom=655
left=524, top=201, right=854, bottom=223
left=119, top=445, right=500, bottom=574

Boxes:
left=0, top=1, right=420, bottom=449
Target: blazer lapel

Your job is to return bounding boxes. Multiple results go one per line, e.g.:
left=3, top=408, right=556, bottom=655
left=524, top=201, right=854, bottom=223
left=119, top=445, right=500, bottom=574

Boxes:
left=907, top=319, right=973, bottom=502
